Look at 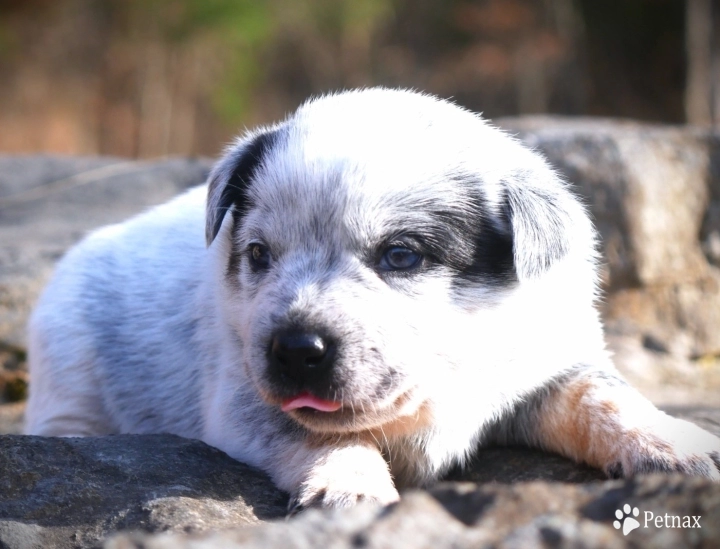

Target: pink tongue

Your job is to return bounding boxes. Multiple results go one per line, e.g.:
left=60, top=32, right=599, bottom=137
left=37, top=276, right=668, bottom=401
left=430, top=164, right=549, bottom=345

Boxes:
left=281, top=392, right=342, bottom=412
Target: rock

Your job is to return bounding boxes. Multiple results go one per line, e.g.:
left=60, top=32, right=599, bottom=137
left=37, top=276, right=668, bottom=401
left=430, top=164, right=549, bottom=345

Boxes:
left=0, top=434, right=288, bottom=549
left=1, top=405, right=718, bottom=549
left=662, top=405, right=720, bottom=434
left=0, top=402, right=24, bottom=434
left=498, top=117, right=720, bottom=359
left=702, top=134, right=720, bottom=268
left=497, top=117, right=712, bottom=289
left=0, top=435, right=604, bottom=549
left=444, top=446, right=606, bottom=484
left=106, top=475, right=720, bottom=549
left=0, top=155, right=213, bottom=349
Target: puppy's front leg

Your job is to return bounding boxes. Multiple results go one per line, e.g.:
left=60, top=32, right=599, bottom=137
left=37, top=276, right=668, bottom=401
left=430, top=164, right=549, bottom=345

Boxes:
left=508, top=367, right=720, bottom=479
left=275, top=435, right=400, bottom=512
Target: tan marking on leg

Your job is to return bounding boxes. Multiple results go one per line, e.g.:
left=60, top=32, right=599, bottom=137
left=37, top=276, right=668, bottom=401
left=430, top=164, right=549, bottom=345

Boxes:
left=531, top=375, right=719, bottom=478
left=368, top=400, right=434, bottom=439
left=535, top=377, right=627, bottom=470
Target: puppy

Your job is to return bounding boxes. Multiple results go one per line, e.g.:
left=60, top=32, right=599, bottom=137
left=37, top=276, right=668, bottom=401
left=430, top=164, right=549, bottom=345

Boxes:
left=25, top=88, right=720, bottom=510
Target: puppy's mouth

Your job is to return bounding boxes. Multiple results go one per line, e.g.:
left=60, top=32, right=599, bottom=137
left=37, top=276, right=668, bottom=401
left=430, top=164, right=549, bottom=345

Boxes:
left=275, top=388, right=425, bottom=435
left=280, top=391, right=342, bottom=413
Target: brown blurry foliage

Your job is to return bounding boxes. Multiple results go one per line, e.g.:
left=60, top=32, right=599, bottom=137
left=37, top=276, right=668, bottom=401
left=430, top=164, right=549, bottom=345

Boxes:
left=0, top=0, right=690, bottom=158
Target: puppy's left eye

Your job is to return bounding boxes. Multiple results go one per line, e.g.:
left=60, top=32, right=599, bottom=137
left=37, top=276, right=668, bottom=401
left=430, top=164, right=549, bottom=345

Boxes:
left=249, top=243, right=271, bottom=270
left=379, top=246, right=423, bottom=271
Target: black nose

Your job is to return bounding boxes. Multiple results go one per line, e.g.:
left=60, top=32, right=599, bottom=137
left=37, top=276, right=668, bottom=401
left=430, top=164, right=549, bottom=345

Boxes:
left=269, top=330, right=335, bottom=382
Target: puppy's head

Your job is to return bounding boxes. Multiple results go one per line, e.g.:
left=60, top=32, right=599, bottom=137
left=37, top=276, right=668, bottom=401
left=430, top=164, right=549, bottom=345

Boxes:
left=205, top=88, right=596, bottom=435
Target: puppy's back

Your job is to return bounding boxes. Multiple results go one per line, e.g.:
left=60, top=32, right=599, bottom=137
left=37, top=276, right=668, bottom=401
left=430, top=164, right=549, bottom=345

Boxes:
left=25, top=185, right=211, bottom=437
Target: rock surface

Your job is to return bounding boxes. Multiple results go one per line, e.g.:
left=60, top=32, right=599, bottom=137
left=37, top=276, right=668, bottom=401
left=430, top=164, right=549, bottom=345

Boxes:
left=498, top=117, right=712, bottom=290
left=0, top=155, right=212, bottom=349
left=0, top=407, right=717, bottom=549
left=498, top=117, right=720, bottom=362
left=107, top=476, right=720, bottom=549
left=0, top=435, right=288, bottom=549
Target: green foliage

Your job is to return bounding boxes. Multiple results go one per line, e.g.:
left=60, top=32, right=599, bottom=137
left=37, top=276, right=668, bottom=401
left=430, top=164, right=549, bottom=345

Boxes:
left=137, top=0, right=273, bottom=44
left=122, top=0, right=395, bottom=124
left=297, top=0, right=394, bottom=39
left=122, top=0, right=274, bottom=124
left=0, top=25, right=11, bottom=57
left=0, top=9, right=20, bottom=59
left=3, top=375, right=27, bottom=403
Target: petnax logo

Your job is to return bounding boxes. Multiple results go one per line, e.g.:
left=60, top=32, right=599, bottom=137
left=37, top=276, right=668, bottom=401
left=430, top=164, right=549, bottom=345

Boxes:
left=613, top=503, right=702, bottom=536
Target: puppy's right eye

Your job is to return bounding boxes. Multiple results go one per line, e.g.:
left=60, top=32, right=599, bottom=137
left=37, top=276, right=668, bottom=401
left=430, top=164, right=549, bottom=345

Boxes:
left=379, top=245, right=423, bottom=272
left=249, top=244, right=271, bottom=270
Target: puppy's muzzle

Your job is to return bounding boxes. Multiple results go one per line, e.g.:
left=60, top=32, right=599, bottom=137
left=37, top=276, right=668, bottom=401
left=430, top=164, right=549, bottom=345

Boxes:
left=269, top=330, right=336, bottom=386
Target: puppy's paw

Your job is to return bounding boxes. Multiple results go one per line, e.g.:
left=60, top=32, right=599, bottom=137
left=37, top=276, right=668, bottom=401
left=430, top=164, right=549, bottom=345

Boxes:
left=606, top=416, right=720, bottom=481
left=288, top=473, right=400, bottom=514
left=287, top=444, right=399, bottom=514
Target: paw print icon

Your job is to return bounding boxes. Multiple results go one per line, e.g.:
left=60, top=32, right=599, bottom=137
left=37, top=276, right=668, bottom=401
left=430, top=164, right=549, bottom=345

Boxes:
left=614, top=504, right=640, bottom=536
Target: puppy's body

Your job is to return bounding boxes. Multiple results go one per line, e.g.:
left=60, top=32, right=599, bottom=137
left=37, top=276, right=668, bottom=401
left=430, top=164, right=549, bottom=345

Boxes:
left=26, top=89, right=720, bottom=509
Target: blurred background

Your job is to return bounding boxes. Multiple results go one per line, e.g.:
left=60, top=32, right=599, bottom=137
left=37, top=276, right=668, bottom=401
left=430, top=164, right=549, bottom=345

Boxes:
left=1, top=0, right=718, bottom=159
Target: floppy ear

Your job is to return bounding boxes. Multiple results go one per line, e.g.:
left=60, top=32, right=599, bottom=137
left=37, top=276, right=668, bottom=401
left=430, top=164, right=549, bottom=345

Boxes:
left=502, top=170, right=583, bottom=280
left=205, top=128, right=281, bottom=246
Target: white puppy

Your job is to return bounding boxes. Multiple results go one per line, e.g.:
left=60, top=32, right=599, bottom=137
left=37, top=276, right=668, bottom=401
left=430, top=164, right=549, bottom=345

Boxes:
left=25, top=88, right=720, bottom=510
